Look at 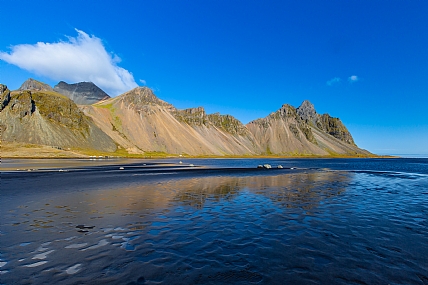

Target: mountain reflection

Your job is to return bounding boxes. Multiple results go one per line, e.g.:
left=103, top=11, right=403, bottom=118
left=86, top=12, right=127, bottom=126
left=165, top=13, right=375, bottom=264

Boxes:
left=172, top=171, right=352, bottom=210
left=57, top=170, right=352, bottom=218
left=173, top=179, right=242, bottom=208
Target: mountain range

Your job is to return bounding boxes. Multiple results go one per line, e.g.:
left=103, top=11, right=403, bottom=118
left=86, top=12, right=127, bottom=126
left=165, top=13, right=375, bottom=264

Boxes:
left=0, top=78, right=372, bottom=157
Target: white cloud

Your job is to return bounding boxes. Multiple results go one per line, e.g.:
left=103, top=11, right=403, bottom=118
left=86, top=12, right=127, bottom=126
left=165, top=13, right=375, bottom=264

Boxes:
left=139, top=79, right=147, bottom=85
left=326, top=77, right=341, bottom=86
left=348, top=75, right=359, bottom=83
left=0, top=29, right=138, bottom=96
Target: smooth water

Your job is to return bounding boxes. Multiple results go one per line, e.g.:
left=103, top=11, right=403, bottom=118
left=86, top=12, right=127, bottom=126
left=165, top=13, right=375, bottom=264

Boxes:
left=1, top=158, right=427, bottom=284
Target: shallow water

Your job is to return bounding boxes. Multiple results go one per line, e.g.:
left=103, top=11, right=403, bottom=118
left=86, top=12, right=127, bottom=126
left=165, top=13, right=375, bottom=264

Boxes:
left=1, top=159, right=427, bottom=284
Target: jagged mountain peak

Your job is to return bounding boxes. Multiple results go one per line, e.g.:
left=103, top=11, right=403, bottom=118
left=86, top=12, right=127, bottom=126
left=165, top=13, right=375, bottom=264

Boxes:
left=279, top=103, right=295, bottom=112
left=271, top=104, right=297, bottom=119
left=298, top=100, right=315, bottom=111
left=297, top=100, right=317, bottom=123
left=120, top=87, right=174, bottom=109
left=18, top=78, right=54, bottom=92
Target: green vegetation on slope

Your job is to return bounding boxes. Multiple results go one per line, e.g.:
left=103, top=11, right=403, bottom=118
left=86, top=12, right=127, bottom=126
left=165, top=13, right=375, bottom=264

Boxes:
left=31, top=91, right=90, bottom=135
left=317, top=114, right=356, bottom=146
left=208, top=113, right=248, bottom=135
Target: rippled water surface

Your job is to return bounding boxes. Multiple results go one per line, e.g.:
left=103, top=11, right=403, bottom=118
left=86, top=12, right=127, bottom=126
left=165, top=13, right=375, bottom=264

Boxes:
left=1, top=158, right=427, bottom=284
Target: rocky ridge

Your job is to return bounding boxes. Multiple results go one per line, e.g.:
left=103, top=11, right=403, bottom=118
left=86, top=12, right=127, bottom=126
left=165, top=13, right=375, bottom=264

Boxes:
left=247, top=104, right=320, bottom=155
left=296, top=100, right=356, bottom=146
left=3, top=79, right=371, bottom=157
left=83, top=87, right=258, bottom=155
left=207, top=113, right=249, bottom=136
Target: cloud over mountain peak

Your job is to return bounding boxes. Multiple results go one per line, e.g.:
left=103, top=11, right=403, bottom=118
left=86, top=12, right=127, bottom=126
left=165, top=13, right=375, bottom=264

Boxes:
left=0, top=29, right=138, bottom=96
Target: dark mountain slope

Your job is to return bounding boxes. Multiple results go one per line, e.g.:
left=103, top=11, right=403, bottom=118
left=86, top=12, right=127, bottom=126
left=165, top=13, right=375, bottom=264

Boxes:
left=54, top=81, right=110, bottom=105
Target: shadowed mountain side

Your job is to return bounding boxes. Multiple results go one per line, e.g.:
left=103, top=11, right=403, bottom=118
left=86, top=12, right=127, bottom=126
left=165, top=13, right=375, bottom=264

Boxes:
left=0, top=87, right=116, bottom=152
left=316, top=113, right=356, bottom=146
left=54, top=81, right=111, bottom=105
left=297, top=100, right=356, bottom=146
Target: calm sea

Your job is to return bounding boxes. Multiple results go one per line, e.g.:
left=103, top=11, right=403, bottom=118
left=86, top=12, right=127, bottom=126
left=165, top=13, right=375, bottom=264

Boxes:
left=1, top=158, right=427, bottom=284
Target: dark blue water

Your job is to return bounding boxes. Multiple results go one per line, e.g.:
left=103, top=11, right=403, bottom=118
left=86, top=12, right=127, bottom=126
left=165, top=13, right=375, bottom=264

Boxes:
left=1, top=158, right=427, bottom=284
left=165, top=157, right=428, bottom=175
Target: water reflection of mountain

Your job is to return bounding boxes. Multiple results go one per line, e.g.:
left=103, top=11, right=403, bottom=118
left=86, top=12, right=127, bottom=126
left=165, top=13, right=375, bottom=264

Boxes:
left=172, top=171, right=352, bottom=210
left=173, top=179, right=243, bottom=208
left=62, top=171, right=352, bottom=217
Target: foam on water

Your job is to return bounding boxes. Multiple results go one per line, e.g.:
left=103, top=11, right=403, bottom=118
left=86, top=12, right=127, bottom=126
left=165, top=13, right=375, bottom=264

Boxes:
left=32, top=250, right=55, bottom=260
left=66, top=264, right=81, bottom=275
left=65, top=243, right=88, bottom=249
left=24, top=261, right=48, bottom=268
left=81, top=239, right=109, bottom=251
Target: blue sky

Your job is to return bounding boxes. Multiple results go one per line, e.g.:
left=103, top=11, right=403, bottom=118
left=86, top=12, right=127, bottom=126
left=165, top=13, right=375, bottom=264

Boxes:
left=1, top=1, right=427, bottom=156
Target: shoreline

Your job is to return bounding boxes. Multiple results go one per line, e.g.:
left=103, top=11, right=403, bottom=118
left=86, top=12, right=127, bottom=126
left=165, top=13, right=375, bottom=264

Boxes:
left=1, top=154, right=398, bottom=160
left=1, top=142, right=390, bottom=159
left=0, top=156, right=400, bottom=173
left=0, top=154, right=398, bottom=159
left=1, top=141, right=400, bottom=160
